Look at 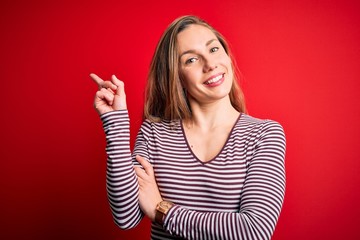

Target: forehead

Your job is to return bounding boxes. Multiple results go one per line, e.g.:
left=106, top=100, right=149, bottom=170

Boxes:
left=176, top=24, right=218, bottom=52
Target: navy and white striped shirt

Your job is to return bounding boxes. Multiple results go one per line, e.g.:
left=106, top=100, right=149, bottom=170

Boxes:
left=101, top=110, right=286, bottom=240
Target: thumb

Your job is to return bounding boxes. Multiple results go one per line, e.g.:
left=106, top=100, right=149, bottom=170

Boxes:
left=112, top=75, right=125, bottom=96
left=111, top=75, right=127, bottom=110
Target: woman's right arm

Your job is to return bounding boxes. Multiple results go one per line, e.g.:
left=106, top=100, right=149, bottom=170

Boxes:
left=101, top=110, right=144, bottom=229
left=91, top=73, right=143, bottom=229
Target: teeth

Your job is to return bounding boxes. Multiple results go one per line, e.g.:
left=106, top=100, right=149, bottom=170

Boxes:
left=205, top=75, right=223, bottom=85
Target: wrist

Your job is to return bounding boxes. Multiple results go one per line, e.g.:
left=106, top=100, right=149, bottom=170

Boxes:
left=155, top=200, right=174, bottom=225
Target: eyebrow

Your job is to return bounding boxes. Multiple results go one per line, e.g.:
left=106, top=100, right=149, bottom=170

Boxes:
left=179, top=38, right=218, bottom=58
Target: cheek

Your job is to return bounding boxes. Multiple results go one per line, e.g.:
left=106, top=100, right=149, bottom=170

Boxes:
left=224, top=64, right=234, bottom=86
left=224, top=58, right=233, bottom=77
left=180, top=68, right=198, bottom=88
left=223, top=55, right=232, bottom=68
left=228, top=73, right=234, bottom=89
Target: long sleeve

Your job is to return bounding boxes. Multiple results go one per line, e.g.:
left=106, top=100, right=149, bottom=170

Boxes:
left=162, top=120, right=286, bottom=240
left=101, top=110, right=144, bottom=229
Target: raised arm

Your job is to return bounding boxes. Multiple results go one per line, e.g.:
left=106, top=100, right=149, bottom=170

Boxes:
left=91, top=73, right=143, bottom=229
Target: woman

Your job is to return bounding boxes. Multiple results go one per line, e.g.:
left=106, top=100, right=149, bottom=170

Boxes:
left=91, top=15, right=286, bottom=240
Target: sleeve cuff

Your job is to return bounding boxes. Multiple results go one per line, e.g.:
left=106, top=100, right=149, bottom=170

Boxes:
left=163, top=205, right=181, bottom=228
left=100, top=110, right=129, bottom=126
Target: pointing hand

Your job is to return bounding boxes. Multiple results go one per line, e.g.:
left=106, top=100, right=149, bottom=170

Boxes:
left=90, top=73, right=127, bottom=115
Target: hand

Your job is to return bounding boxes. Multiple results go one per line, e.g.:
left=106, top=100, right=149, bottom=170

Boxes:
left=134, top=155, right=163, bottom=222
left=90, top=73, right=127, bottom=115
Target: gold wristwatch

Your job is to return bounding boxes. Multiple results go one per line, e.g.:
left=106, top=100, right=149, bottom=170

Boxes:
left=155, top=200, right=174, bottom=225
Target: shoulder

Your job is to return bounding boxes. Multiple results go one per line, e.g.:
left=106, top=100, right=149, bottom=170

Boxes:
left=237, top=113, right=286, bottom=140
left=239, top=113, right=283, bottom=129
left=140, top=118, right=182, bottom=135
left=239, top=114, right=286, bottom=163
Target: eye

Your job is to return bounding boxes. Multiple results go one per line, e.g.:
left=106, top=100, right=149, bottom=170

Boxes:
left=185, top=57, right=198, bottom=64
left=210, top=47, right=219, bottom=53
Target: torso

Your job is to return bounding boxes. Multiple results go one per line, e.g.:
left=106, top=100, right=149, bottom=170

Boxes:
left=133, top=113, right=285, bottom=239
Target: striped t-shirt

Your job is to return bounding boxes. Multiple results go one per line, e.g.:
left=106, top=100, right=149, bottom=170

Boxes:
left=101, top=110, right=286, bottom=240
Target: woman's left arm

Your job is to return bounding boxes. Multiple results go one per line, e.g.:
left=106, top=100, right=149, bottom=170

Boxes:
left=136, top=120, right=286, bottom=240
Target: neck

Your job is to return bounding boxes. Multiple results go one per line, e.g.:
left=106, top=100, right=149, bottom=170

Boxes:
left=185, top=96, right=239, bottom=130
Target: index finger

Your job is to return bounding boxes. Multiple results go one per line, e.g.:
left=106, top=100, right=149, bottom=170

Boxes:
left=90, top=73, right=104, bottom=86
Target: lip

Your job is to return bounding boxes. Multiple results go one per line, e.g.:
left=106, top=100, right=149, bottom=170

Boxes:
left=203, top=73, right=225, bottom=87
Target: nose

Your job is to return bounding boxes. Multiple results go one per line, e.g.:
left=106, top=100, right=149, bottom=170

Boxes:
left=203, top=57, right=217, bottom=72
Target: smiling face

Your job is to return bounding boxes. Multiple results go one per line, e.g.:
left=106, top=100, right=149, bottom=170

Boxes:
left=177, top=24, right=233, bottom=105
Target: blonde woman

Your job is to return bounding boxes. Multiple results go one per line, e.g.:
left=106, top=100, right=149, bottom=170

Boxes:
left=91, top=15, right=286, bottom=240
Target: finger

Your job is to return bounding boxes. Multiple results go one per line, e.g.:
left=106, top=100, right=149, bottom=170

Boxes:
left=134, top=166, right=147, bottom=179
left=135, top=155, right=153, bottom=176
left=107, top=88, right=115, bottom=94
left=101, top=81, right=118, bottom=91
left=95, top=92, right=112, bottom=107
left=111, top=75, right=126, bottom=97
left=90, top=73, right=104, bottom=86
left=94, top=91, right=107, bottom=110
left=97, top=89, right=114, bottom=104
left=111, top=75, right=127, bottom=110
left=100, top=88, right=115, bottom=102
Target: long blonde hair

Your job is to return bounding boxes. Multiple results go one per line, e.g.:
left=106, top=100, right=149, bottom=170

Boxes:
left=144, top=15, right=246, bottom=122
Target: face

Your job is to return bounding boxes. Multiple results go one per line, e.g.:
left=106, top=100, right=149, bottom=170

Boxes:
left=177, top=24, right=233, bottom=105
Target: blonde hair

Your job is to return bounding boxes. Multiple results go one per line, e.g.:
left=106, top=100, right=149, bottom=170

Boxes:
left=144, top=15, right=246, bottom=122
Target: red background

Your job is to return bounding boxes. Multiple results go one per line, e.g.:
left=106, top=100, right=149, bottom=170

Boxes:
left=1, top=0, right=359, bottom=239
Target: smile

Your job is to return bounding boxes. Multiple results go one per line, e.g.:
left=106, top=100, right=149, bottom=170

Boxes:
left=204, top=74, right=224, bottom=85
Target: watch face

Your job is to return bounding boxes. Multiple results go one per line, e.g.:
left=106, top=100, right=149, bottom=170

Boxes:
left=158, top=201, right=173, bottom=213
left=160, top=201, right=172, bottom=208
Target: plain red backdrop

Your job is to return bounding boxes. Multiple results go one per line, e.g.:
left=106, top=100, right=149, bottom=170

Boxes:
left=1, top=0, right=359, bottom=239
